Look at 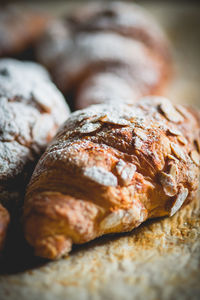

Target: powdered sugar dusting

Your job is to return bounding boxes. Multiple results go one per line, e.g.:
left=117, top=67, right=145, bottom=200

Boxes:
left=0, top=58, right=70, bottom=209
left=134, top=137, right=144, bottom=151
left=0, top=141, right=31, bottom=180
left=0, top=59, right=69, bottom=125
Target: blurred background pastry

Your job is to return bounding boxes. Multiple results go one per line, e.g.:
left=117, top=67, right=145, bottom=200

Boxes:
left=0, top=58, right=70, bottom=252
left=36, top=1, right=171, bottom=110
left=0, top=4, right=50, bottom=59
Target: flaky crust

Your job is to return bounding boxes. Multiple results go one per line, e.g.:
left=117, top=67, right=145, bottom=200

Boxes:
left=23, top=97, right=200, bottom=259
left=0, top=5, right=49, bottom=58
left=0, top=59, right=70, bottom=249
left=37, top=1, right=171, bottom=109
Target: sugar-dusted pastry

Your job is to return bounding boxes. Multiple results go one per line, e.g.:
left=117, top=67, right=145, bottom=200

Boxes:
left=0, top=58, right=70, bottom=250
left=0, top=4, right=49, bottom=58
left=37, top=1, right=171, bottom=109
left=23, top=97, right=200, bottom=259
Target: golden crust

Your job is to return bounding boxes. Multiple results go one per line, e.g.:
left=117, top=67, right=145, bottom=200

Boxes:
left=23, top=97, right=200, bottom=259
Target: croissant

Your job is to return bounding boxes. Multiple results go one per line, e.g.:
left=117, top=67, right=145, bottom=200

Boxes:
left=23, top=97, right=200, bottom=259
left=0, top=59, right=70, bottom=251
left=37, top=1, right=171, bottom=109
left=0, top=4, right=49, bottom=58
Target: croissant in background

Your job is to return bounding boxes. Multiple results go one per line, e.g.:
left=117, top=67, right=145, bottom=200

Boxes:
left=37, top=1, right=171, bottom=110
left=0, top=59, right=70, bottom=251
left=23, top=97, right=200, bottom=259
left=0, top=4, right=49, bottom=59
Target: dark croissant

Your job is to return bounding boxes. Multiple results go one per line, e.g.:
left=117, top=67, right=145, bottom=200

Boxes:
left=37, top=1, right=171, bottom=109
left=23, top=97, right=200, bottom=259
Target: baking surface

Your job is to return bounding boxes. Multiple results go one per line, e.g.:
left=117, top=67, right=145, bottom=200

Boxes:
left=0, top=2, right=200, bottom=300
left=1, top=198, right=200, bottom=300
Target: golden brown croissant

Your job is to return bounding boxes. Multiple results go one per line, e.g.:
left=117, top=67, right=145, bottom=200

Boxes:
left=0, top=59, right=70, bottom=251
left=23, top=97, right=200, bottom=259
left=37, top=1, right=171, bottom=109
